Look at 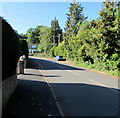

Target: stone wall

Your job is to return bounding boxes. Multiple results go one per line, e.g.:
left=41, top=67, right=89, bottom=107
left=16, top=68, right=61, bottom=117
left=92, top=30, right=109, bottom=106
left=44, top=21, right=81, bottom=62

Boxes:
left=2, top=74, right=17, bottom=109
left=0, top=85, right=2, bottom=118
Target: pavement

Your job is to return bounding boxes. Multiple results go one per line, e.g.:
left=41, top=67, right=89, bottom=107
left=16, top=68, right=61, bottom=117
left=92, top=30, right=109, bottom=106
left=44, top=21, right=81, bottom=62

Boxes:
left=2, top=59, right=60, bottom=118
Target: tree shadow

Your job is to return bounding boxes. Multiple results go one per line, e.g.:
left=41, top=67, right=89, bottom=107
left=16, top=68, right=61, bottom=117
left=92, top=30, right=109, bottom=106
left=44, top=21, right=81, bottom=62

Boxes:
left=49, top=82, right=119, bottom=117
left=2, top=79, right=61, bottom=118
left=2, top=78, right=119, bottom=117
left=26, top=58, right=39, bottom=70
left=3, top=57, right=119, bottom=117
left=24, top=73, right=61, bottom=77
left=28, top=58, right=85, bottom=71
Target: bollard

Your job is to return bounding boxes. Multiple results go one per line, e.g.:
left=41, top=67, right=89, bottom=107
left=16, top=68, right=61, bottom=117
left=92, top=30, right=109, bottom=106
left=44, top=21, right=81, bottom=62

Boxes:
left=18, top=60, right=24, bottom=74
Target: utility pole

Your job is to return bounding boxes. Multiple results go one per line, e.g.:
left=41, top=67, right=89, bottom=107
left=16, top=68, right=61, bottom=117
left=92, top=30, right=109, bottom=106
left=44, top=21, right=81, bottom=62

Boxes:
left=53, top=34, right=55, bottom=46
left=73, top=0, right=76, bottom=2
left=58, top=33, right=61, bottom=46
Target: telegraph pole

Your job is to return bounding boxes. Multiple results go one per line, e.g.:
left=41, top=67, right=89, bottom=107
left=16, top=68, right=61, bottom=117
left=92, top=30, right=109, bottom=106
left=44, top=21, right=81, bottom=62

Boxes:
left=58, top=33, right=61, bottom=46
left=73, top=0, right=76, bottom=3
left=53, top=34, right=55, bottom=46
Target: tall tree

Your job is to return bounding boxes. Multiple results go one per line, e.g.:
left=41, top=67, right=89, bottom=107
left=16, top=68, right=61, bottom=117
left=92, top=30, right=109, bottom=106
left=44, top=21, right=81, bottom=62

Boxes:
left=64, top=1, right=86, bottom=59
left=26, top=27, right=40, bottom=44
left=51, top=17, right=62, bottom=46
left=65, top=1, right=86, bottom=36
left=37, top=26, right=53, bottom=55
left=98, top=0, right=119, bottom=57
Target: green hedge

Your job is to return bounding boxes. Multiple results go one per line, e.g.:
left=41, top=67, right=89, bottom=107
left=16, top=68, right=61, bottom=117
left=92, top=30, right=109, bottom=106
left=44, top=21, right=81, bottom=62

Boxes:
left=2, top=18, right=20, bottom=80
left=19, top=40, right=28, bottom=59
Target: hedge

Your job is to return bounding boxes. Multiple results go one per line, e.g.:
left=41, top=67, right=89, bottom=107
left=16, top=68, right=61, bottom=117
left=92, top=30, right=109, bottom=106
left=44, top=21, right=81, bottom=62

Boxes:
left=19, top=40, right=28, bottom=59
left=2, top=18, right=20, bottom=80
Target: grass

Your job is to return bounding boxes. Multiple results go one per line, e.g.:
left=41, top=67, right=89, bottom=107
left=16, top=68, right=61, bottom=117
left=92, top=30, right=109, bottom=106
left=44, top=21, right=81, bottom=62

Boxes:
left=74, top=62, right=119, bottom=78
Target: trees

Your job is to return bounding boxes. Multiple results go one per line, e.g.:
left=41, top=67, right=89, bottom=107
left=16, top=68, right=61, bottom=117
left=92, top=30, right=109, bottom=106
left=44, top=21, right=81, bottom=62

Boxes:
left=37, top=26, right=53, bottom=55
left=57, top=0, right=119, bottom=76
left=19, top=40, right=28, bottom=59
left=19, top=1, right=119, bottom=76
left=37, top=18, right=63, bottom=57
left=65, top=1, right=86, bottom=36
left=98, top=0, right=119, bottom=57
left=64, top=1, right=86, bottom=59
left=19, top=33, right=27, bottom=40
left=76, top=0, right=119, bottom=75
left=51, top=17, right=62, bottom=46
left=26, top=27, right=40, bottom=44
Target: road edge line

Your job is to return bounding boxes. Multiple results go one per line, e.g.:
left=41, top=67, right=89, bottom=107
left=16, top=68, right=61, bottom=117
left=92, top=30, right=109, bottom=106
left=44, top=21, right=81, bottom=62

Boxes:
left=33, top=59, right=65, bottom=117
left=89, top=79, right=120, bottom=94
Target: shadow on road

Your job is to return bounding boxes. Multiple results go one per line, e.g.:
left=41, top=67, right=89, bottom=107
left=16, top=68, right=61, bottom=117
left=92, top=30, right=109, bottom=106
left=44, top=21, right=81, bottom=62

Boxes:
left=3, top=78, right=119, bottom=117
left=26, top=58, right=39, bottom=70
left=2, top=79, right=61, bottom=118
left=28, top=57, right=85, bottom=71
left=50, top=82, right=119, bottom=116
left=24, top=73, right=61, bottom=78
left=2, top=58, right=119, bottom=117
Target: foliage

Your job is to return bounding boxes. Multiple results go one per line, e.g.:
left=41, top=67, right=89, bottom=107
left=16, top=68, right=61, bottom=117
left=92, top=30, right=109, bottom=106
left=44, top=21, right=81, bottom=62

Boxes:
left=19, top=33, right=27, bottom=40
left=37, top=26, right=53, bottom=55
left=98, top=0, right=119, bottom=57
left=65, top=1, right=86, bottom=36
left=51, top=17, right=62, bottom=46
left=37, top=17, right=63, bottom=56
left=26, top=27, right=40, bottom=44
left=25, top=1, right=119, bottom=77
left=64, top=1, right=86, bottom=59
left=19, top=40, right=29, bottom=59
left=2, top=18, right=20, bottom=80
left=54, top=41, right=67, bottom=57
left=62, top=0, right=119, bottom=76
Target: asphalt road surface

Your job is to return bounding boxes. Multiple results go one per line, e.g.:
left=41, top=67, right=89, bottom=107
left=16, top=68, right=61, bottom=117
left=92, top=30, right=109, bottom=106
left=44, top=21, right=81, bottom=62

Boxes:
left=30, top=57, right=120, bottom=117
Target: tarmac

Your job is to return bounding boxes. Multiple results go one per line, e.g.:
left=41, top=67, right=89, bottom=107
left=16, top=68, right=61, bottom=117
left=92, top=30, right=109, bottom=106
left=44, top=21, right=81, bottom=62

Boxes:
left=2, top=58, right=60, bottom=118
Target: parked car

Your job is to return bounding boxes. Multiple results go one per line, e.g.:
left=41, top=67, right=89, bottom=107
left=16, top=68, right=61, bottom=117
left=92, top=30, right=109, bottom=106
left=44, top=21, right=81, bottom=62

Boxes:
left=54, top=56, right=66, bottom=61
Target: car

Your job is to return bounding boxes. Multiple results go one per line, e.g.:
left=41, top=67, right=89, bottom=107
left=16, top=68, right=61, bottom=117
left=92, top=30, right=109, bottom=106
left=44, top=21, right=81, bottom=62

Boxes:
left=54, top=56, right=66, bottom=61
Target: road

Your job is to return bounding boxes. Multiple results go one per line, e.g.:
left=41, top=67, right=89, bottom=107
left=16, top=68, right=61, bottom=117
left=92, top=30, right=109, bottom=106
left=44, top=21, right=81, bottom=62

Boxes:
left=30, top=57, right=119, bottom=117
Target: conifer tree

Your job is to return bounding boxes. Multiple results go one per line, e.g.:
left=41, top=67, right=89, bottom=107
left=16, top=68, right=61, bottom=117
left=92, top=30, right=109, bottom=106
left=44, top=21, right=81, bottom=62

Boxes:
left=99, top=0, right=119, bottom=57
left=64, top=1, right=86, bottom=59
left=65, top=1, right=86, bottom=36
left=51, top=17, right=62, bottom=46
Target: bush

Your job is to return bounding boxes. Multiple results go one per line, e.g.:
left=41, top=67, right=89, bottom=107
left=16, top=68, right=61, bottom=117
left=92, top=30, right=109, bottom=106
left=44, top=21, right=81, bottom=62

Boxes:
left=19, top=40, right=28, bottom=59
left=53, top=41, right=67, bottom=57
left=2, top=18, right=20, bottom=80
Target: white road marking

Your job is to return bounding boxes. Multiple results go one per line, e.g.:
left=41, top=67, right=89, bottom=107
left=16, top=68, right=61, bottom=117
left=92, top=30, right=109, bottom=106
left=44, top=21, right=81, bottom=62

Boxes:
left=55, top=62, right=120, bottom=94
left=56, top=64, right=65, bottom=69
left=33, top=60, right=65, bottom=117
left=68, top=70, right=80, bottom=76
left=53, top=61, right=120, bottom=94
left=89, top=79, right=106, bottom=87
left=34, top=59, right=120, bottom=95
left=89, top=79, right=120, bottom=94
left=54, top=62, right=81, bottom=76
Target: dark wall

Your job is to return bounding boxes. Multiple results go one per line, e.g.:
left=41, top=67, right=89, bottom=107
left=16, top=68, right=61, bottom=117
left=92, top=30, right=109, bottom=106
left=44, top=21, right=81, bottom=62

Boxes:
left=2, top=18, right=20, bottom=80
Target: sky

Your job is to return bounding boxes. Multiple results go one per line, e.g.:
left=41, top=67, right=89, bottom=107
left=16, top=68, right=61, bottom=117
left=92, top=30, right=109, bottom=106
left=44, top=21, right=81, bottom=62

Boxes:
left=1, top=1, right=103, bottom=34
